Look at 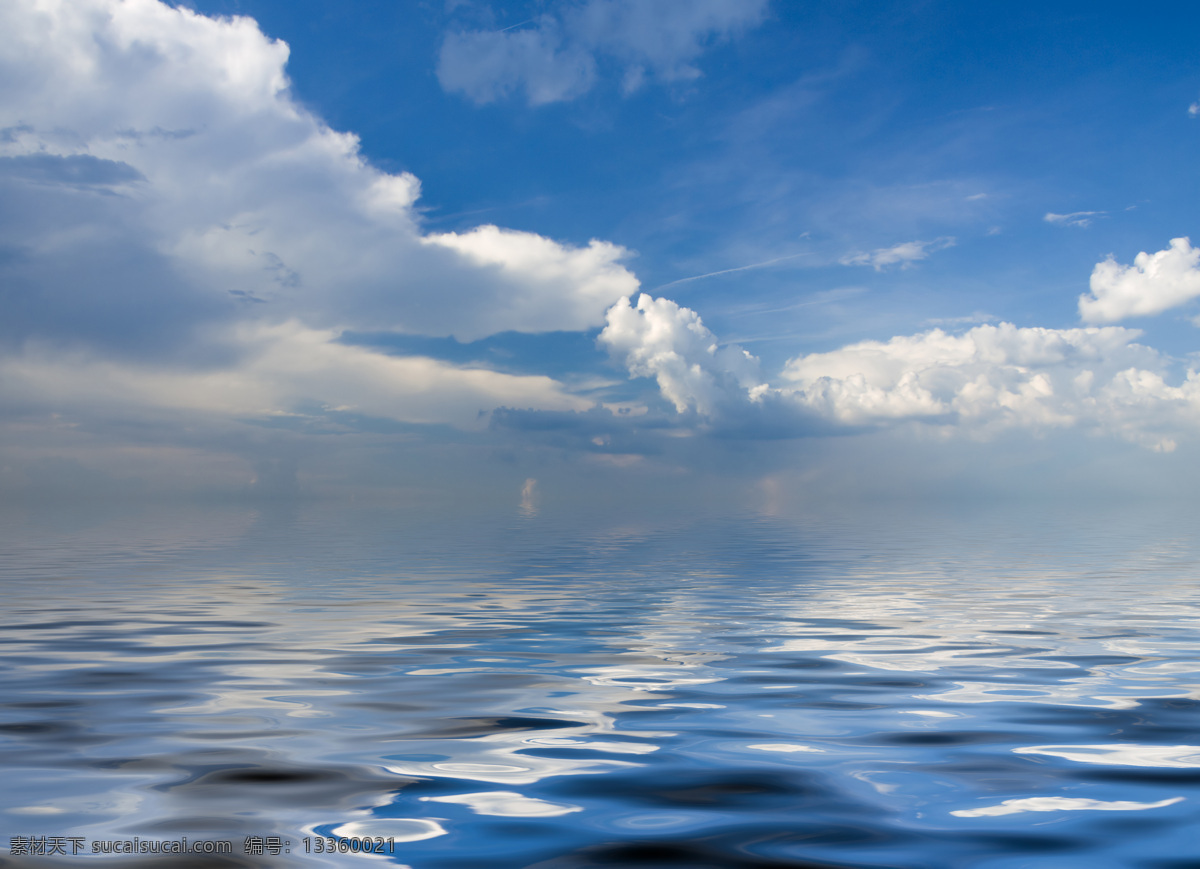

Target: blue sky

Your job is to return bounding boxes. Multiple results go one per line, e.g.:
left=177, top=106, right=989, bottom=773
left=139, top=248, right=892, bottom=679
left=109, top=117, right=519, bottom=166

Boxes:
left=2, top=0, right=1200, bottom=505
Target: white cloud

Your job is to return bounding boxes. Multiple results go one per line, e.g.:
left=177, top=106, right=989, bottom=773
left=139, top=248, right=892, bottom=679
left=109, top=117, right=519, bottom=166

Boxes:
left=422, top=225, right=639, bottom=335
left=781, top=322, right=1200, bottom=451
left=603, top=294, right=1199, bottom=452
left=839, top=237, right=955, bottom=271
left=2, top=322, right=590, bottom=429
left=781, top=323, right=1146, bottom=431
left=437, top=0, right=769, bottom=105
left=599, top=293, right=764, bottom=416
left=1044, top=211, right=1104, bottom=228
left=1189, top=100, right=1199, bottom=118
left=0, top=0, right=639, bottom=342
left=571, top=0, right=769, bottom=88
left=437, top=23, right=597, bottom=106
left=1079, top=237, right=1200, bottom=323
left=0, top=0, right=637, bottom=435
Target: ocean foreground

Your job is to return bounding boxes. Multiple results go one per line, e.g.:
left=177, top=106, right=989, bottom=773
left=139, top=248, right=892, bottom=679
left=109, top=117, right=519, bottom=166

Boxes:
left=2, top=497, right=1199, bottom=868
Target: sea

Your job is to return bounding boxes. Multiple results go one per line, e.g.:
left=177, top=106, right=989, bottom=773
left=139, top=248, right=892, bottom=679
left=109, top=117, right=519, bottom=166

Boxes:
left=2, top=496, right=1199, bottom=868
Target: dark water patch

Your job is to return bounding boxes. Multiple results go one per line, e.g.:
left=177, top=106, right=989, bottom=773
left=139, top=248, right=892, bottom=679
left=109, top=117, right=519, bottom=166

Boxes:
left=369, top=630, right=530, bottom=645
left=849, top=679, right=930, bottom=689
left=1010, top=700, right=1200, bottom=741
left=0, top=720, right=77, bottom=736
left=779, top=619, right=890, bottom=630
left=0, top=619, right=151, bottom=631
left=155, top=757, right=417, bottom=812
left=399, top=715, right=583, bottom=739
left=199, top=767, right=339, bottom=786
left=761, top=658, right=845, bottom=671
left=91, top=756, right=192, bottom=773
left=558, top=769, right=834, bottom=810
left=1067, top=769, right=1200, bottom=785
left=528, top=839, right=868, bottom=869
left=3, top=699, right=83, bottom=711
left=1152, top=698, right=1200, bottom=711
left=960, top=832, right=1086, bottom=853
left=60, top=674, right=198, bottom=694
left=871, top=730, right=1014, bottom=747
left=1098, top=815, right=1186, bottom=834
left=745, top=823, right=907, bottom=849
left=181, top=729, right=307, bottom=741
left=1042, top=654, right=1145, bottom=665
left=344, top=699, right=434, bottom=713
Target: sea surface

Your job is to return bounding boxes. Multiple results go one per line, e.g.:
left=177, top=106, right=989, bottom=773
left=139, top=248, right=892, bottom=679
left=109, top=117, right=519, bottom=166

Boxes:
left=2, top=497, right=1200, bottom=868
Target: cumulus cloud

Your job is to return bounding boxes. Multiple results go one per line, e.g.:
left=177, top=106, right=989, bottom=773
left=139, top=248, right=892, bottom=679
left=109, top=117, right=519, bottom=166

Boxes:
left=422, top=225, right=638, bottom=335
left=437, top=0, right=769, bottom=105
left=1079, top=238, right=1200, bottom=324
left=0, top=0, right=637, bottom=438
left=1189, top=100, right=1199, bottom=118
left=779, top=323, right=1187, bottom=449
left=839, top=237, right=955, bottom=271
left=1044, top=211, right=1104, bottom=228
left=603, top=292, right=1198, bottom=453
left=599, top=293, right=764, bottom=416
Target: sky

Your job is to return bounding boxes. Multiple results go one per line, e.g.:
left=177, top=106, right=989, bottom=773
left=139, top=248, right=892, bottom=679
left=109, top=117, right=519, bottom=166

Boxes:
left=2, top=0, right=1200, bottom=508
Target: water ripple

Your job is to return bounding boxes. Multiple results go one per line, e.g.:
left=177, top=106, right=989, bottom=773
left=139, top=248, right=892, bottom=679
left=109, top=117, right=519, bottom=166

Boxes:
left=3, top=501, right=1200, bottom=866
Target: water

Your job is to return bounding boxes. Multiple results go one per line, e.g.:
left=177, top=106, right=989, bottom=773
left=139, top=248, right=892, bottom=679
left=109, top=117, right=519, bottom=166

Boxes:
left=2, top=499, right=1200, bottom=868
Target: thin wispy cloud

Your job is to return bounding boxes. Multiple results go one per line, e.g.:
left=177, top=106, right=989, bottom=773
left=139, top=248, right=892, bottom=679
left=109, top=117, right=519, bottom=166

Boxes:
left=722, top=286, right=865, bottom=318
left=1044, top=211, right=1104, bottom=228
left=651, top=252, right=810, bottom=292
left=437, top=0, right=769, bottom=105
left=922, top=312, right=998, bottom=327
left=839, top=238, right=956, bottom=271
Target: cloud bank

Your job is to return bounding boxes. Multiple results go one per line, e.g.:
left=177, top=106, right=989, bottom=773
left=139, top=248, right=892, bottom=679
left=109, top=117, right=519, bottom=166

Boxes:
left=0, top=0, right=636, bottom=438
left=601, top=293, right=1197, bottom=453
